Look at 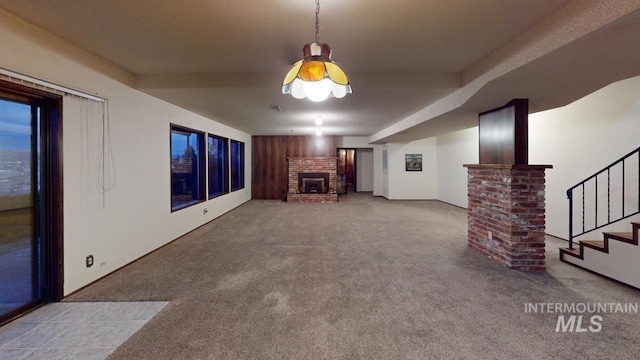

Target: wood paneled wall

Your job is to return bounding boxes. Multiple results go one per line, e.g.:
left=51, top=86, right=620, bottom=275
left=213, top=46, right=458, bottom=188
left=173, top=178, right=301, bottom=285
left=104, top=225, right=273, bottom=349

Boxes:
left=252, top=135, right=336, bottom=199
left=478, top=99, right=529, bottom=165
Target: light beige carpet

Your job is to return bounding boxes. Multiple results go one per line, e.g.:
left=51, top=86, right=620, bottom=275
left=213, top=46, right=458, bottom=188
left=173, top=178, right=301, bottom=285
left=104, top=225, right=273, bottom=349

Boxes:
left=66, top=193, right=640, bottom=359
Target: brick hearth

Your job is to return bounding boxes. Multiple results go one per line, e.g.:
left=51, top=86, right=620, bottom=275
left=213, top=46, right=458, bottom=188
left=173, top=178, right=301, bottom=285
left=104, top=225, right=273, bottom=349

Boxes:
left=287, top=157, right=338, bottom=203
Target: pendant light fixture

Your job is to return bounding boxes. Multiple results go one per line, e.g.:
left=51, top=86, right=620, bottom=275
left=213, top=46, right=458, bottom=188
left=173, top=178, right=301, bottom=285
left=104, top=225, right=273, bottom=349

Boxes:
left=282, top=0, right=352, bottom=102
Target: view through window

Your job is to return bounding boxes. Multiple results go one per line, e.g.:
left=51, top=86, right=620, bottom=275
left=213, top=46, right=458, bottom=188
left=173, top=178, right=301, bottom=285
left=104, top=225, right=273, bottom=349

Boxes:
left=230, top=140, right=245, bottom=192
left=170, top=125, right=205, bottom=211
left=208, top=134, right=228, bottom=199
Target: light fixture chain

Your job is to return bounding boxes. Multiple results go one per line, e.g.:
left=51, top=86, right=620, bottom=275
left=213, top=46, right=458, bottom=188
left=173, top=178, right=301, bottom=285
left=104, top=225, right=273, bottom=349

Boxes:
left=315, top=0, right=320, bottom=43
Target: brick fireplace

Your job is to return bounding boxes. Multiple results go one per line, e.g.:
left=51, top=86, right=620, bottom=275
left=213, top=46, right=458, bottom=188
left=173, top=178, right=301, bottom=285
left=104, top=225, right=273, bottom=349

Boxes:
left=287, top=157, right=338, bottom=203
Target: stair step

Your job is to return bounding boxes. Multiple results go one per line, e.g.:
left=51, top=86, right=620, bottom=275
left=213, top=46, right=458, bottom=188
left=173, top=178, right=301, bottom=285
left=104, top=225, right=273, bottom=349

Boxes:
left=560, top=247, right=581, bottom=258
left=604, top=232, right=635, bottom=244
left=580, top=240, right=607, bottom=252
left=560, top=222, right=640, bottom=288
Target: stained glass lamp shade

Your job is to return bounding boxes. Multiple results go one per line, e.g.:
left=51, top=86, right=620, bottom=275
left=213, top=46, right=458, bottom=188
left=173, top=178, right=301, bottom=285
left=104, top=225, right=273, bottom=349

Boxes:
left=282, top=42, right=352, bottom=102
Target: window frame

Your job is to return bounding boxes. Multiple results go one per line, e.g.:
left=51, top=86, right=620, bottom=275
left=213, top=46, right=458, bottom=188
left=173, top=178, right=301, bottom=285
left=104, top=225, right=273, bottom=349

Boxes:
left=230, top=139, right=245, bottom=192
left=207, top=133, right=229, bottom=199
left=170, top=124, right=205, bottom=212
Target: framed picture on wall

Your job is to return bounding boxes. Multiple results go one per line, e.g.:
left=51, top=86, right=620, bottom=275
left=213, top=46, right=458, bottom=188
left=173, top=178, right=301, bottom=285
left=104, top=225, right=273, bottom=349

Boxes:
left=405, top=154, right=422, bottom=171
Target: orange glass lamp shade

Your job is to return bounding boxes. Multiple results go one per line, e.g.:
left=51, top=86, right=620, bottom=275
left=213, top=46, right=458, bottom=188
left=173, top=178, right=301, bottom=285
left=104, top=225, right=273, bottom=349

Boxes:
left=282, top=42, right=352, bottom=102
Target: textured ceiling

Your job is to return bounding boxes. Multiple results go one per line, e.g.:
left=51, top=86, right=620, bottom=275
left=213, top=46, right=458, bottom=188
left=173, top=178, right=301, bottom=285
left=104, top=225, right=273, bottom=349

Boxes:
left=1, top=0, right=639, bottom=142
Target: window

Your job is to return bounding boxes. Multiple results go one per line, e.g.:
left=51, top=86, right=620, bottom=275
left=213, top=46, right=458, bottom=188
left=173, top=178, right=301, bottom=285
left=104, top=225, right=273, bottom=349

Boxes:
left=170, top=125, right=205, bottom=211
left=208, top=134, right=228, bottom=199
left=230, top=140, right=245, bottom=191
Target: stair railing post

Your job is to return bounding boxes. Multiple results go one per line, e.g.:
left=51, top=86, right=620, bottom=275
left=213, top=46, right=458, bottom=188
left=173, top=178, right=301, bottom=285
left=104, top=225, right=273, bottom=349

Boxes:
left=568, top=189, right=574, bottom=250
left=595, top=176, right=598, bottom=229
left=607, top=168, right=611, bottom=224
left=582, top=183, right=585, bottom=234
left=622, top=159, right=626, bottom=218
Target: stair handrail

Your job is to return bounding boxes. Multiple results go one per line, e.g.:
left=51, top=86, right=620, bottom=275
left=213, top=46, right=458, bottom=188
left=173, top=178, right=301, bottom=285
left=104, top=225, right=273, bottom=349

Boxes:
left=567, top=145, right=640, bottom=249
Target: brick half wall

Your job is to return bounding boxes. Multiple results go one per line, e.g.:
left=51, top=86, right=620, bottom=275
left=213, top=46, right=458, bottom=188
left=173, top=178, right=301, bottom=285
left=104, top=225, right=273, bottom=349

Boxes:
left=464, top=164, right=552, bottom=271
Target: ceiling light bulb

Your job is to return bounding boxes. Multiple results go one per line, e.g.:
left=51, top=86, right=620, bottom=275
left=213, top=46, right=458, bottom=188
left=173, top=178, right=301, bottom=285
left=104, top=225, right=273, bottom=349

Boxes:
left=303, top=79, right=333, bottom=102
left=316, top=129, right=323, bottom=136
left=315, top=116, right=323, bottom=126
left=290, top=79, right=305, bottom=99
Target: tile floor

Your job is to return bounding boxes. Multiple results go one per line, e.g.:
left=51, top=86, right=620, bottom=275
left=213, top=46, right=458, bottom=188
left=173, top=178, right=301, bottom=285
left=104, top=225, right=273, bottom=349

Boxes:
left=0, top=301, right=168, bottom=360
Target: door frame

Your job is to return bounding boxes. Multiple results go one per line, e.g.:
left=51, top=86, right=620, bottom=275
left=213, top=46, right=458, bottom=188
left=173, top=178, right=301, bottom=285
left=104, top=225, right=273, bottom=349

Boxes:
left=0, top=79, right=63, bottom=325
left=336, top=148, right=358, bottom=193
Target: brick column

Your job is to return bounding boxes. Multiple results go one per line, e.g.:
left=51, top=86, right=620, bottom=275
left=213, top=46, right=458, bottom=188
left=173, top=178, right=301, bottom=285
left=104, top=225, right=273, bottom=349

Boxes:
left=464, top=164, right=552, bottom=271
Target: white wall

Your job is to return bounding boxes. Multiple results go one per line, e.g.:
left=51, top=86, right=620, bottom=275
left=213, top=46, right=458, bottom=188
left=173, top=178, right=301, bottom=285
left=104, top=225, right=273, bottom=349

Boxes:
left=385, top=138, right=437, bottom=199
left=436, top=127, right=478, bottom=208
left=356, top=149, right=374, bottom=192
left=0, top=9, right=251, bottom=295
left=529, top=75, right=640, bottom=239
left=337, top=136, right=372, bottom=148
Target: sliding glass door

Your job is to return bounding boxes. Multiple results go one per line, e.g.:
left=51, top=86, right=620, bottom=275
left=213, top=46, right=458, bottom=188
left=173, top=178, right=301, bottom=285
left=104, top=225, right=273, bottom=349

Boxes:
left=0, top=81, right=63, bottom=324
left=0, top=96, right=43, bottom=318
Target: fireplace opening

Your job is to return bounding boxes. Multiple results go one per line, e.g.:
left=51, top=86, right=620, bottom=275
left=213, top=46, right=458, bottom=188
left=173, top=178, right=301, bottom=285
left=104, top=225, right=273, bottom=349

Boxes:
left=303, top=178, right=324, bottom=193
left=298, top=172, right=330, bottom=194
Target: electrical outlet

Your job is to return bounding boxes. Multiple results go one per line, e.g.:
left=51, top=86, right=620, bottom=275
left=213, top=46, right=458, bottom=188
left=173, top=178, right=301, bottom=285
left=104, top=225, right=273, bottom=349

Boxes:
left=86, top=255, right=94, bottom=268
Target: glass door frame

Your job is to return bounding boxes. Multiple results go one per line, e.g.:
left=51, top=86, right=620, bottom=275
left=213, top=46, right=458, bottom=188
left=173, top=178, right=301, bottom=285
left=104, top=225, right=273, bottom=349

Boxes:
left=336, top=148, right=358, bottom=194
left=0, top=79, right=63, bottom=326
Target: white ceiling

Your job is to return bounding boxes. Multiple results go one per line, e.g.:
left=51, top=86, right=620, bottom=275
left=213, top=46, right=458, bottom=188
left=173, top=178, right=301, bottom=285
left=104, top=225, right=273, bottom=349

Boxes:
left=1, top=0, right=639, bottom=143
